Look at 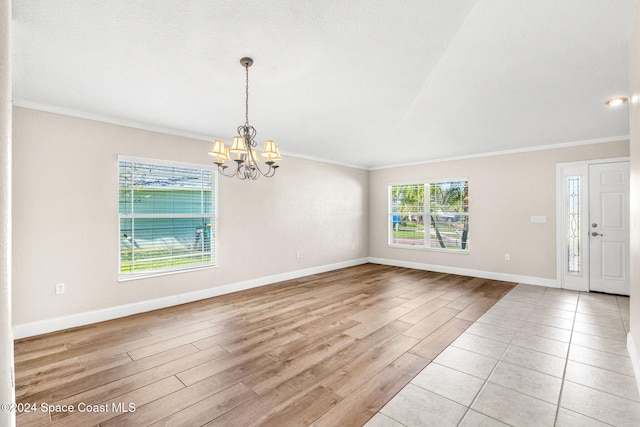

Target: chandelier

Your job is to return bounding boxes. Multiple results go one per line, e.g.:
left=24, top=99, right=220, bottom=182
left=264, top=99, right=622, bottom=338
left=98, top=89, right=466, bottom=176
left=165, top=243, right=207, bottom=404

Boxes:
left=208, top=57, right=282, bottom=180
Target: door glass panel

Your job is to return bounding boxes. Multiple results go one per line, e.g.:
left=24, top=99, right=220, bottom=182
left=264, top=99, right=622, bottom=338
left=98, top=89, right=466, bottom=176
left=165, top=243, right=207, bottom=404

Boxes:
left=567, top=176, right=581, bottom=274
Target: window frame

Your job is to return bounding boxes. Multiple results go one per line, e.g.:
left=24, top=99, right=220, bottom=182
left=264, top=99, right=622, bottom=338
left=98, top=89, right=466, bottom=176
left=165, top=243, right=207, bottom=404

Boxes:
left=118, top=155, right=218, bottom=281
left=388, top=178, right=469, bottom=253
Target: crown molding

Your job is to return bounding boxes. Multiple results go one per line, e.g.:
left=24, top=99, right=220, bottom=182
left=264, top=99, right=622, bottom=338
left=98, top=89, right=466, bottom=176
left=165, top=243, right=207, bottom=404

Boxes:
left=13, top=100, right=629, bottom=172
left=279, top=151, right=368, bottom=170
left=12, top=99, right=216, bottom=142
left=367, top=135, right=630, bottom=171
left=12, top=100, right=369, bottom=171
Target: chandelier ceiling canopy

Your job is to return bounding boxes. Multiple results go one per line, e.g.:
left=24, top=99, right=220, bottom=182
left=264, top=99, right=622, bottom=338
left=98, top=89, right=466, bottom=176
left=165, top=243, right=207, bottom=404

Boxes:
left=208, top=57, right=282, bottom=180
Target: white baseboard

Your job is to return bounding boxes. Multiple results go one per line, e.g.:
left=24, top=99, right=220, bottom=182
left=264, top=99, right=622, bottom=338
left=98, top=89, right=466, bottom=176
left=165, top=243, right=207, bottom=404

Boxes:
left=13, top=257, right=560, bottom=339
left=12, top=258, right=369, bottom=339
left=628, top=333, right=640, bottom=397
left=367, top=257, right=559, bottom=288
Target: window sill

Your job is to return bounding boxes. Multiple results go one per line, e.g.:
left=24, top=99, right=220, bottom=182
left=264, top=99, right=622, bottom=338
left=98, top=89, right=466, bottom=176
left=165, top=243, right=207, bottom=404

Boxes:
left=118, top=264, right=218, bottom=282
left=388, top=244, right=470, bottom=254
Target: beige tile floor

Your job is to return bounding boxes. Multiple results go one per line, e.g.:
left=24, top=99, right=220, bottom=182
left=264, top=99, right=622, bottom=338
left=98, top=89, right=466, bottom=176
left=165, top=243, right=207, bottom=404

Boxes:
left=365, top=284, right=640, bottom=427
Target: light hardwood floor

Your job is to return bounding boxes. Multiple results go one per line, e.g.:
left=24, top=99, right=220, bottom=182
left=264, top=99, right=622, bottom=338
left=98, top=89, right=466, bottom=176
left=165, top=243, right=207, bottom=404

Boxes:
left=14, top=264, right=515, bottom=426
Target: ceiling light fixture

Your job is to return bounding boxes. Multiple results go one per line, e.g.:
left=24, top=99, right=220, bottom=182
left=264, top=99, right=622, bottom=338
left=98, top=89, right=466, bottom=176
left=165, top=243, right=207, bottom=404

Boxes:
left=208, top=57, right=282, bottom=180
left=605, top=97, right=628, bottom=107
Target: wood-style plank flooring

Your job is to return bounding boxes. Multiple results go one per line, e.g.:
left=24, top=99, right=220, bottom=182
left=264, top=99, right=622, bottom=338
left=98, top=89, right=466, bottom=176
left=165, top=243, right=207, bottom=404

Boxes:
left=14, top=264, right=515, bottom=426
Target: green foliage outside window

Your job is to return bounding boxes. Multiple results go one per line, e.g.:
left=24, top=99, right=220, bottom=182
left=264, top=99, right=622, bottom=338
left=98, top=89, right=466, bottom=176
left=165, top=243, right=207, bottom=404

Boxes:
left=390, top=180, right=469, bottom=251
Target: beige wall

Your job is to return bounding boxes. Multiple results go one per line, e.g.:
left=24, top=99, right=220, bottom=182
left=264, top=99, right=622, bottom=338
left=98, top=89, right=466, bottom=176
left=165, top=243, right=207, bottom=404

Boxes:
left=9, top=107, right=634, bottom=339
left=369, top=141, right=629, bottom=282
left=630, top=4, right=640, bottom=362
left=1, top=0, right=14, bottom=423
left=11, top=107, right=369, bottom=325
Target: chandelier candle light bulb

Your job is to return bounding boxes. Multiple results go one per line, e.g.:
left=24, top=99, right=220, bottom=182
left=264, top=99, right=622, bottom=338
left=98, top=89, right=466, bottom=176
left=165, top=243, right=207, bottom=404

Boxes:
left=208, top=57, right=282, bottom=180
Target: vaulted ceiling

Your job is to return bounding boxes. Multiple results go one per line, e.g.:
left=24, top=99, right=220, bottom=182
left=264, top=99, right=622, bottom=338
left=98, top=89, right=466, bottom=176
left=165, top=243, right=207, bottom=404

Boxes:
left=12, top=0, right=637, bottom=169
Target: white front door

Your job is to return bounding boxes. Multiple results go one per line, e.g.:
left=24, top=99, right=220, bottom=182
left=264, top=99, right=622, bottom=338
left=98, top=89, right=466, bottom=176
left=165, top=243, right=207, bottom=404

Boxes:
left=588, top=162, right=630, bottom=295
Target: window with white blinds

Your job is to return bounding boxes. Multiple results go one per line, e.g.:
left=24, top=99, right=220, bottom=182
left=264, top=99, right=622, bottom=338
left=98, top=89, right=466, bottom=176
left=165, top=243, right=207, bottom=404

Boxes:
left=118, top=156, right=217, bottom=279
left=389, top=179, right=469, bottom=252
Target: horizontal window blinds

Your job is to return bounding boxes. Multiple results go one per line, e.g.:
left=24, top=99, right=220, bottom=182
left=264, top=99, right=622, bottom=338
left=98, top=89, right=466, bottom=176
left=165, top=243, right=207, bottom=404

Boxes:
left=389, top=180, right=469, bottom=251
left=118, top=158, right=217, bottom=279
left=390, top=184, right=426, bottom=247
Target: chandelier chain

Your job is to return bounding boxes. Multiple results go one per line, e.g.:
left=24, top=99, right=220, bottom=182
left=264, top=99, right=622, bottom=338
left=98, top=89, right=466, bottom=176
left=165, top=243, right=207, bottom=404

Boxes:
left=245, top=63, right=250, bottom=127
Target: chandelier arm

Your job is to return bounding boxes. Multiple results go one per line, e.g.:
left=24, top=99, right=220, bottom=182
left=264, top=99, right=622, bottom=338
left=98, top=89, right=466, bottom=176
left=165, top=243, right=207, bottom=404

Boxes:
left=216, top=153, right=279, bottom=179
left=216, top=164, right=238, bottom=178
left=264, top=165, right=278, bottom=178
left=246, top=152, right=277, bottom=178
left=237, top=162, right=250, bottom=180
left=257, top=162, right=278, bottom=178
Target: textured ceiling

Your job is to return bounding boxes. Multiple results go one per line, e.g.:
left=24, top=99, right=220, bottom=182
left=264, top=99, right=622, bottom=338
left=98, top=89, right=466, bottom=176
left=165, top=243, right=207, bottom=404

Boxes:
left=12, top=0, right=637, bottom=169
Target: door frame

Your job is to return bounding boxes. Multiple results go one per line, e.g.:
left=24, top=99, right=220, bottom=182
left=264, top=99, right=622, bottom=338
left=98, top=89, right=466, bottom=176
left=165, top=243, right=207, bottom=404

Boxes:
left=556, top=157, right=630, bottom=292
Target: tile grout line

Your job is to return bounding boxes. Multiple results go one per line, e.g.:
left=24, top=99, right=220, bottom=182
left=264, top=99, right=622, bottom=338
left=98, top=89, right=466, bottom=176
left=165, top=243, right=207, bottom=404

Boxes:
left=457, top=285, right=543, bottom=426
left=552, top=289, right=580, bottom=426
left=372, top=285, right=633, bottom=426
left=466, top=287, right=572, bottom=425
left=554, top=291, right=631, bottom=426
left=457, top=340, right=514, bottom=426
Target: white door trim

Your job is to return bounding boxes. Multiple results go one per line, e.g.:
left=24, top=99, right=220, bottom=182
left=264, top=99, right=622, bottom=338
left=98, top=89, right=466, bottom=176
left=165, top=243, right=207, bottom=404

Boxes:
left=556, top=157, right=630, bottom=291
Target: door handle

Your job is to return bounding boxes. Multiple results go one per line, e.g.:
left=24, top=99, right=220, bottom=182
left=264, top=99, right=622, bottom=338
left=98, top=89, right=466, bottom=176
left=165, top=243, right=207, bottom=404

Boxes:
left=591, top=232, right=603, bottom=237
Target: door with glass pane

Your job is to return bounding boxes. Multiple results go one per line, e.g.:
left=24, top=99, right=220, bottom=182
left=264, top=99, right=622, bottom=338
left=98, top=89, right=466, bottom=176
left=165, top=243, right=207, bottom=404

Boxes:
left=557, top=160, right=630, bottom=295
left=558, top=164, right=589, bottom=292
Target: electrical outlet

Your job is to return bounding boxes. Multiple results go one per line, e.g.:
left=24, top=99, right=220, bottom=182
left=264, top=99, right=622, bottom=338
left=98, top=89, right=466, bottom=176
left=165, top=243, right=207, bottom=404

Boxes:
left=352, top=244, right=356, bottom=251
left=55, top=283, right=65, bottom=295
left=296, top=251, right=301, bottom=259
left=504, top=254, right=510, bottom=261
